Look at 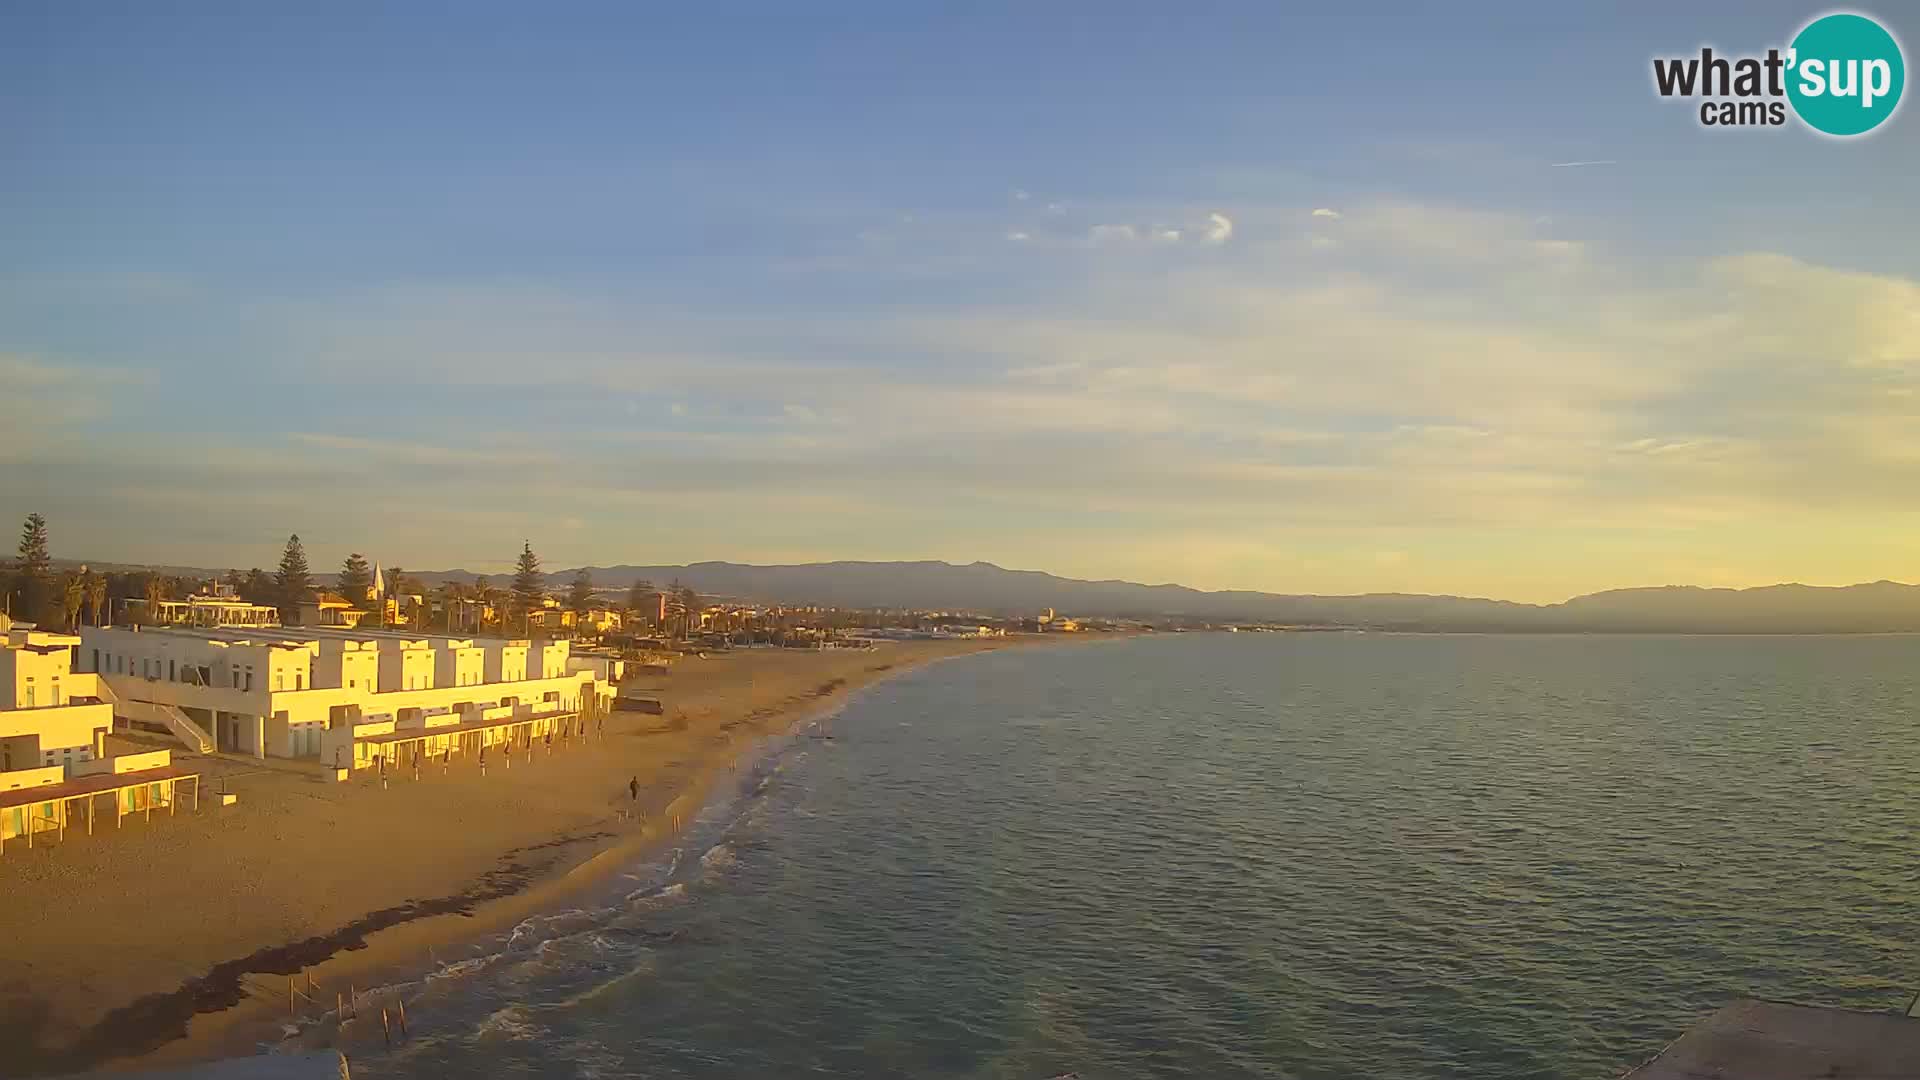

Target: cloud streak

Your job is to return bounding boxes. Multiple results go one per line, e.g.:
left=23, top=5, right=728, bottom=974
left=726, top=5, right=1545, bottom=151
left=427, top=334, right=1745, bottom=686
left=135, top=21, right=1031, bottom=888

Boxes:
left=8, top=200, right=1920, bottom=600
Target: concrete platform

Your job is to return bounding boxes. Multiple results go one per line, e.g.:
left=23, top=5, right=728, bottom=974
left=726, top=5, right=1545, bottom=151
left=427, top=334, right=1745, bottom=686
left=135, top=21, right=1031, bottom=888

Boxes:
left=1626, top=999, right=1920, bottom=1079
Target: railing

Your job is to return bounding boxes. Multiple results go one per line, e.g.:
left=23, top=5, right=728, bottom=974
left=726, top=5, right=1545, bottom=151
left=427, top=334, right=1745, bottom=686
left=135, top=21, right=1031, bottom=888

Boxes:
left=97, top=680, right=214, bottom=755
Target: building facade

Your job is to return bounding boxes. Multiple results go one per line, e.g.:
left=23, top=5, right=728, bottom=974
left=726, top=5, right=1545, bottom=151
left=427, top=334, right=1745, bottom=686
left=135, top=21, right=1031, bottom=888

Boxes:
left=81, top=626, right=613, bottom=763
left=1, top=628, right=113, bottom=774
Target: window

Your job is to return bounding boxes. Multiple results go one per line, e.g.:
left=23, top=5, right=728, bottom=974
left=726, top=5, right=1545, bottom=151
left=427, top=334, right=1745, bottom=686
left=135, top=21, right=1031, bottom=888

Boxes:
left=169, top=659, right=176, bottom=681
left=275, top=673, right=284, bottom=691
left=296, top=672, right=304, bottom=690
left=24, top=681, right=36, bottom=708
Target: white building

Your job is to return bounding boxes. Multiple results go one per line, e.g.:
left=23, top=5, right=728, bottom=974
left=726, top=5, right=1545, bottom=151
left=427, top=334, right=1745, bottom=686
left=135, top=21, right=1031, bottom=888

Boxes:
left=1, top=627, right=113, bottom=773
left=81, top=625, right=614, bottom=764
left=125, top=585, right=281, bottom=629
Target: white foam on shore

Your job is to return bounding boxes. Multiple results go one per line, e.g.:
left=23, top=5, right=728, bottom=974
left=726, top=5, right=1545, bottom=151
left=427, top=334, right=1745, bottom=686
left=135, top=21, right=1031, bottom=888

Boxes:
left=473, top=1004, right=546, bottom=1042
left=700, top=842, right=738, bottom=871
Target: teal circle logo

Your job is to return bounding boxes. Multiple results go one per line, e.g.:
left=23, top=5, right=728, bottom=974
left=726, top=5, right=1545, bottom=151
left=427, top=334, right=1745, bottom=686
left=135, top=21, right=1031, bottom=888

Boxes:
left=1787, top=12, right=1905, bottom=136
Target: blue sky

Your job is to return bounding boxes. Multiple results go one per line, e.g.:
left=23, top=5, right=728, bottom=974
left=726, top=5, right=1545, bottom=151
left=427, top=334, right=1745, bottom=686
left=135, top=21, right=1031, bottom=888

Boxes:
left=4, top=3, right=1918, bottom=600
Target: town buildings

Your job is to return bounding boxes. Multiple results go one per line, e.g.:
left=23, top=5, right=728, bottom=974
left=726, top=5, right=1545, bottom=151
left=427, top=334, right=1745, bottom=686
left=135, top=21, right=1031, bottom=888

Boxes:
left=124, top=585, right=281, bottom=629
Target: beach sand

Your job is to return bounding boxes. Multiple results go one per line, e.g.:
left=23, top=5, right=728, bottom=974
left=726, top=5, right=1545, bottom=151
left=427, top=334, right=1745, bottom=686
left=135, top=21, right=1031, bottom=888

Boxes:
left=0, top=637, right=1050, bottom=1077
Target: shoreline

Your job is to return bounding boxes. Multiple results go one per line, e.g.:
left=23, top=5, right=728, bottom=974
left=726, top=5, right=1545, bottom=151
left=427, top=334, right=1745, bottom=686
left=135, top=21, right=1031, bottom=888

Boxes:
left=37, top=634, right=1104, bottom=1077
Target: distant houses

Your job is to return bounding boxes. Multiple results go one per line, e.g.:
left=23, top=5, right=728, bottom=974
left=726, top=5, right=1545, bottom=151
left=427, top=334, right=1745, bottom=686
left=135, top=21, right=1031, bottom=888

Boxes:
left=123, top=586, right=281, bottom=629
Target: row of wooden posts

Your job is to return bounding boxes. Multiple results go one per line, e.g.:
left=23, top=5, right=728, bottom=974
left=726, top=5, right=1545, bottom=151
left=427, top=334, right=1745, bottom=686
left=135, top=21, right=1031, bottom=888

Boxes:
left=289, top=971, right=411, bottom=1047
left=367, top=711, right=610, bottom=786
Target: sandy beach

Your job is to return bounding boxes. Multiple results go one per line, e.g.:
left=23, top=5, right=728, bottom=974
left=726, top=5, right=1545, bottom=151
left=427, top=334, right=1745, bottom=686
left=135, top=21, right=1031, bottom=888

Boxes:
left=0, top=637, right=1051, bottom=1077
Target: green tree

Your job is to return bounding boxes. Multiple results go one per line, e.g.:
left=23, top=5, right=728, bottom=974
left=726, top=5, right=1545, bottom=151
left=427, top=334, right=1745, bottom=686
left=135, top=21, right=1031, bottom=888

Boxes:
left=84, top=570, right=107, bottom=627
left=276, top=534, right=314, bottom=621
left=339, top=552, right=373, bottom=602
left=139, top=573, right=167, bottom=625
left=511, top=541, right=543, bottom=634
left=677, top=585, right=702, bottom=638
left=13, top=513, right=52, bottom=623
left=60, top=571, right=85, bottom=631
left=474, top=576, right=502, bottom=634
left=568, top=569, right=594, bottom=617
left=241, top=568, right=274, bottom=605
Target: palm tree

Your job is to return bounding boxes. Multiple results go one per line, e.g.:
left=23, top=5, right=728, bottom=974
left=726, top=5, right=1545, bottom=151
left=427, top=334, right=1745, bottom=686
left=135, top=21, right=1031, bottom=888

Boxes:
left=436, top=581, right=466, bottom=633
left=85, top=571, right=107, bottom=627
left=476, top=580, right=504, bottom=635
left=141, top=574, right=166, bottom=625
left=61, top=572, right=85, bottom=632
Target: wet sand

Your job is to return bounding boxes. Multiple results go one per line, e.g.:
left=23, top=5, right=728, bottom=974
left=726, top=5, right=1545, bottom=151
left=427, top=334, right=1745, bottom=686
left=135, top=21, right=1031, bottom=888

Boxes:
left=0, top=637, right=1053, bottom=1077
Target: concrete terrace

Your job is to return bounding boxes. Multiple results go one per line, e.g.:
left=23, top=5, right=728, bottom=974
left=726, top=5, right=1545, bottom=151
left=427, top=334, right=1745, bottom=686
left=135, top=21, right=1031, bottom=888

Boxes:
left=1626, top=999, right=1920, bottom=1079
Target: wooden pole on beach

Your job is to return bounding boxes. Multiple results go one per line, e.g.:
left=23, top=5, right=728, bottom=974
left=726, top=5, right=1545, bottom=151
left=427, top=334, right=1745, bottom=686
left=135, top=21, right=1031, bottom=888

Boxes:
left=396, top=997, right=408, bottom=1038
left=381, top=1007, right=391, bottom=1047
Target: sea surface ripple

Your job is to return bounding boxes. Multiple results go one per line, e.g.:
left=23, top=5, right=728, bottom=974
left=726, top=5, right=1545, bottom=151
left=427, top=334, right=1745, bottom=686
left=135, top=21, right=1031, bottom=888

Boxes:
left=338, top=633, right=1920, bottom=1079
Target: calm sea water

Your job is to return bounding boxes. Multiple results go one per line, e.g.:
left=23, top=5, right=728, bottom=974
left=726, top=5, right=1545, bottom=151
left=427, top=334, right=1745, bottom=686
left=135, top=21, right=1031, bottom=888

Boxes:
left=339, top=633, right=1920, bottom=1079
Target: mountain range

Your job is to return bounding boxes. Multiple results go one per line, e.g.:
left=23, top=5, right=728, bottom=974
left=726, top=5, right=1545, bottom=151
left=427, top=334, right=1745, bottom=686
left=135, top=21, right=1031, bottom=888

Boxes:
left=394, top=560, right=1920, bottom=635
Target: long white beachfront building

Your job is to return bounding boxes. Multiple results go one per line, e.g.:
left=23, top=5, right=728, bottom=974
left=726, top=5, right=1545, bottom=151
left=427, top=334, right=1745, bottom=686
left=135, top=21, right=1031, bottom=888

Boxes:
left=79, top=625, right=617, bottom=765
left=2, top=624, right=199, bottom=850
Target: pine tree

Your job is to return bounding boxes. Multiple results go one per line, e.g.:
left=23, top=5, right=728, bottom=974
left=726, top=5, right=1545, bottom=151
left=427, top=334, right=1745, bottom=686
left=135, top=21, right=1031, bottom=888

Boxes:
left=339, top=552, right=372, bottom=601
left=511, top=541, right=543, bottom=632
left=276, top=534, right=314, bottom=620
left=13, top=513, right=52, bottom=623
left=568, top=569, right=593, bottom=615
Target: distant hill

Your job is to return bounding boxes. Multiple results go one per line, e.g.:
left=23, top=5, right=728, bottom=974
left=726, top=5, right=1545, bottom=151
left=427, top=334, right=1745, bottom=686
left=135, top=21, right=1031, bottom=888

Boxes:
left=60, top=556, right=1920, bottom=633
left=416, top=560, right=1920, bottom=634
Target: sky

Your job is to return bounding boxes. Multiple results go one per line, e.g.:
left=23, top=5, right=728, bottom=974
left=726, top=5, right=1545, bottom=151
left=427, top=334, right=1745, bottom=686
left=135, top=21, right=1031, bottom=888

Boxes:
left=3, top=2, right=1918, bottom=602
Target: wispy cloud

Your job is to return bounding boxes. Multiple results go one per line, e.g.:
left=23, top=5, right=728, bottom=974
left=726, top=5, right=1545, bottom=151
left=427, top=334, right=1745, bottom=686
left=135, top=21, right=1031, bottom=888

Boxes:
left=13, top=198, right=1920, bottom=599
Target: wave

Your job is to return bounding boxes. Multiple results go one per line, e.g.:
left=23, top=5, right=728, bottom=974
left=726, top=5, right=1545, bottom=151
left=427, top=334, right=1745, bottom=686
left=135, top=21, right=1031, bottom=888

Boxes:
left=700, top=842, right=738, bottom=872
left=473, top=1004, right=546, bottom=1042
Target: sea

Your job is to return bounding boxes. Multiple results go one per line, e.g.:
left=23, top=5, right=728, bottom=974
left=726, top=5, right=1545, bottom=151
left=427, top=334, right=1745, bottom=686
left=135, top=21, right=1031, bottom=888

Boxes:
left=323, top=632, right=1920, bottom=1079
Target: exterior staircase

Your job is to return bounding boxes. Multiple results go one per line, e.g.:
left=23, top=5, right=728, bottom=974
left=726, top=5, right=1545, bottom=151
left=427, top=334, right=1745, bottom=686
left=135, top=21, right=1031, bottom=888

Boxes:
left=94, top=678, right=215, bottom=754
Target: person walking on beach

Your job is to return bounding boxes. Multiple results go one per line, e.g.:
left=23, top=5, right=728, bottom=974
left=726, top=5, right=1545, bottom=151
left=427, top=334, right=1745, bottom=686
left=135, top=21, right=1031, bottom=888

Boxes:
left=480, top=744, right=488, bottom=777
left=378, top=753, right=388, bottom=791
left=441, top=746, right=450, bottom=776
left=629, top=776, right=639, bottom=803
